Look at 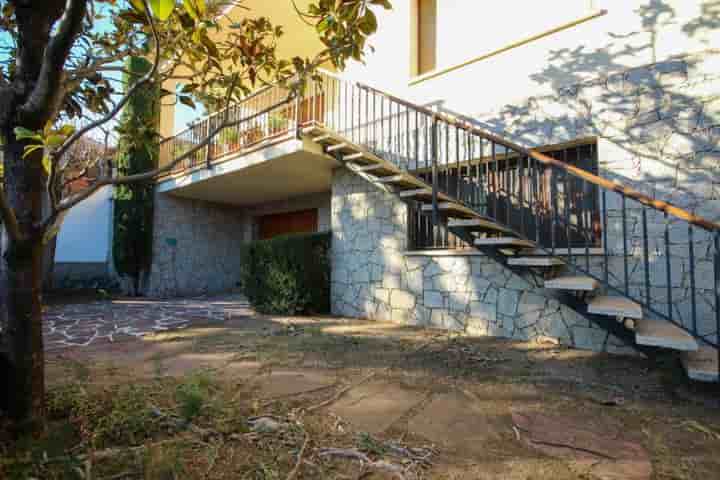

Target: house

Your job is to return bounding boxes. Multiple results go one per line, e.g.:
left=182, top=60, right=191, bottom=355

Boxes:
left=53, top=137, right=116, bottom=289
left=151, top=0, right=720, bottom=382
left=0, top=137, right=116, bottom=290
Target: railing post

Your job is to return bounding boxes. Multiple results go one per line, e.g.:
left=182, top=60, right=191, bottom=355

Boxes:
left=205, top=116, right=212, bottom=170
left=431, top=118, right=439, bottom=237
left=294, top=91, right=302, bottom=139
left=715, top=232, right=720, bottom=373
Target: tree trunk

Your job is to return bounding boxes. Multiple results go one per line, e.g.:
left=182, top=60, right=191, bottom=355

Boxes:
left=1, top=139, right=47, bottom=434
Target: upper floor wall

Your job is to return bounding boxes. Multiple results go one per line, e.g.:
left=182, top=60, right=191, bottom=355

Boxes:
left=341, top=0, right=720, bottom=116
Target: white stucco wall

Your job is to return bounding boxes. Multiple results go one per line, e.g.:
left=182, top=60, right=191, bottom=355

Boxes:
left=344, top=0, right=720, bottom=113
left=54, top=186, right=114, bottom=264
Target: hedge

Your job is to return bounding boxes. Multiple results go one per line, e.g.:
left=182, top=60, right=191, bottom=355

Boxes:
left=240, top=232, right=331, bottom=315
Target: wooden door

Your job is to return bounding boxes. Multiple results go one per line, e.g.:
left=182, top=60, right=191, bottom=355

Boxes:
left=258, top=209, right=318, bottom=240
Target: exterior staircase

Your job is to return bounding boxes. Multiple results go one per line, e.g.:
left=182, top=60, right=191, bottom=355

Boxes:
left=163, top=70, right=720, bottom=383
left=297, top=72, right=720, bottom=383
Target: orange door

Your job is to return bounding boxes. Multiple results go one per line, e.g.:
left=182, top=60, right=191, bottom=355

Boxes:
left=258, top=209, right=318, bottom=240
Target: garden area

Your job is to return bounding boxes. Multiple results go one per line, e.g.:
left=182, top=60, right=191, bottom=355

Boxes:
left=1, top=295, right=720, bottom=479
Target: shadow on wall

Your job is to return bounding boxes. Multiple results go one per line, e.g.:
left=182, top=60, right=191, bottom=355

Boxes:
left=439, top=0, right=720, bottom=221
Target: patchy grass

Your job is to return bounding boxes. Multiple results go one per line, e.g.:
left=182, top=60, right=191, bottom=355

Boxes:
left=3, top=313, right=720, bottom=479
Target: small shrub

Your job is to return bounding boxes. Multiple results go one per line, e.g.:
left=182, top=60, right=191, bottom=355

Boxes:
left=240, top=232, right=331, bottom=315
left=175, top=371, right=213, bottom=422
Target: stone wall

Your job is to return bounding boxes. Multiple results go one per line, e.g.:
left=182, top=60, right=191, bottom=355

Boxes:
left=146, top=192, right=246, bottom=297
left=53, top=262, right=117, bottom=290
left=331, top=51, right=720, bottom=350
left=330, top=168, right=631, bottom=353
left=468, top=50, right=720, bottom=343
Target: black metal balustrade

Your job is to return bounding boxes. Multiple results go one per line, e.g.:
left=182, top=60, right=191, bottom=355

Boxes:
left=162, top=70, right=720, bottom=372
left=311, top=71, right=719, bottom=359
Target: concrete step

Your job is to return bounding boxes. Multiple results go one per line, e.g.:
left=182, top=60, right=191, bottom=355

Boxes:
left=448, top=218, right=513, bottom=234
left=507, top=257, right=564, bottom=267
left=344, top=152, right=366, bottom=161
left=373, top=174, right=424, bottom=187
left=421, top=202, right=477, bottom=218
left=587, top=296, right=642, bottom=319
left=399, top=188, right=452, bottom=202
left=352, top=163, right=391, bottom=173
left=683, top=346, right=719, bottom=382
left=635, top=318, right=699, bottom=351
left=544, top=275, right=600, bottom=292
left=326, top=142, right=351, bottom=153
left=474, top=237, right=535, bottom=248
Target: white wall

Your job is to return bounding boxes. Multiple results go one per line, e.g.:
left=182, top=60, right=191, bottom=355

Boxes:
left=343, top=0, right=720, bottom=115
left=54, top=186, right=113, bottom=263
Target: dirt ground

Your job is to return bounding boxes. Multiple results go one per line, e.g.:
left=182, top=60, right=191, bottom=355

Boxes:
left=4, top=302, right=720, bottom=479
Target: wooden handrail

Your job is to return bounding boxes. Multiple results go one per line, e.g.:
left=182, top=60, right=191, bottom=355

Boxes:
left=355, top=82, right=720, bottom=232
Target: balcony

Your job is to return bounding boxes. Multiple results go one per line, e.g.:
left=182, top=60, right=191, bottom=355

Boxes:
left=157, top=75, right=335, bottom=205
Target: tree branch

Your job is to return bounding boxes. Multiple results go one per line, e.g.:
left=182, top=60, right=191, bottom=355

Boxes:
left=45, top=98, right=293, bottom=227
left=52, top=0, right=160, bottom=168
left=18, top=0, right=88, bottom=126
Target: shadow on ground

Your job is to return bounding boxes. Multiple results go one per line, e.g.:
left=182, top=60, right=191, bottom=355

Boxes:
left=38, top=303, right=720, bottom=479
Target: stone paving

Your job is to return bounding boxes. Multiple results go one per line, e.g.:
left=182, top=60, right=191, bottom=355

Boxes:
left=43, top=293, right=252, bottom=351
left=41, top=297, right=720, bottom=479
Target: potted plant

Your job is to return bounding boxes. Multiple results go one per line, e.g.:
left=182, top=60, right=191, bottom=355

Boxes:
left=268, top=112, right=289, bottom=134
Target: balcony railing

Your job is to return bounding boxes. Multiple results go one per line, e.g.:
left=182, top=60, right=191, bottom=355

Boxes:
left=159, top=79, right=326, bottom=176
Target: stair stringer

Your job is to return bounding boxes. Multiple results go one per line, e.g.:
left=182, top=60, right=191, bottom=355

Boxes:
left=449, top=226, right=660, bottom=357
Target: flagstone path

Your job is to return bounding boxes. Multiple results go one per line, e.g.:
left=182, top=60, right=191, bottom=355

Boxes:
left=43, top=293, right=252, bottom=350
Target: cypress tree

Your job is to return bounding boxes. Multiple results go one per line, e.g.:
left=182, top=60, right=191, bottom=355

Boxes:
left=113, top=56, right=159, bottom=294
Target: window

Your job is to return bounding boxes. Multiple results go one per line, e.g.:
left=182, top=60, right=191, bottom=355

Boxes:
left=416, top=0, right=437, bottom=75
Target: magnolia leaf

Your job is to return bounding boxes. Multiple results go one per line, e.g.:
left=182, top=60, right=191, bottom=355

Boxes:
left=149, top=0, right=174, bottom=20
left=129, top=0, right=146, bottom=13
left=359, top=9, right=378, bottom=35
left=182, top=0, right=199, bottom=20
left=22, top=144, right=44, bottom=159
left=14, top=126, right=41, bottom=142
left=178, top=95, right=196, bottom=109
left=58, top=124, right=76, bottom=136
left=46, top=134, right=66, bottom=148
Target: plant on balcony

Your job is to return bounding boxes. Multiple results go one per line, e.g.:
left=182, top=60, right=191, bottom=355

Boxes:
left=268, top=112, right=290, bottom=133
left=210, top=127, right=240, bottom=157
left=0, top=0, right=389, bottom=434
left=239, top=124, right=264, bottom=145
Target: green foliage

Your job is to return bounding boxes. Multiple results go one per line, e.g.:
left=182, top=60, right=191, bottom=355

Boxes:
left=240, top=232, right=331, bottom=315
left=175, top=371, right=212, bottom=422
left=46, top=382, right=160, bottom=448
left=113, top=56, right=159, bottom=285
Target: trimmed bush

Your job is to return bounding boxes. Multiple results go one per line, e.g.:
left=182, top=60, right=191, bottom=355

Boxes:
left=240, top=232, right=331, bottom=315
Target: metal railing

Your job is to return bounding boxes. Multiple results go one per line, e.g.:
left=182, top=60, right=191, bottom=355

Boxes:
left=312, top=71, right=720, bottom=355
left=162, top=70, right=720, bottom=359
left=160, top=83, right=311, bottom=175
